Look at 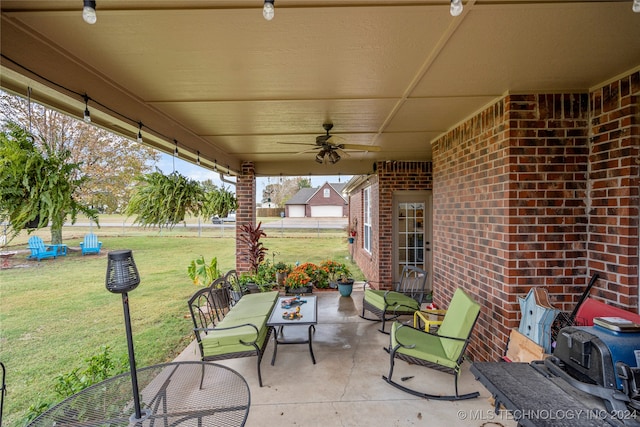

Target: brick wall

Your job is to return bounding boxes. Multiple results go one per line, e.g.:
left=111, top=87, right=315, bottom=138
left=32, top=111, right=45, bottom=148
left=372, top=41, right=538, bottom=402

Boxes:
left=348, top=162, right=433, bottom=289
left=431, top=70, right=640, bottom=362
left=348, top=176, right=379, bottom=285
left=588, top=72, right=640, bottom=308
left=236, top=161, right=256, bottom=273
left=433, top=94, right=592, bottom=361
left=377, top=161, right=433, bottom=288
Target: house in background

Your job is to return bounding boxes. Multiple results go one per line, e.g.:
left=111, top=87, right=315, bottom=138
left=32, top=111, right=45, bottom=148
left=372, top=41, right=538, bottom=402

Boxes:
left=285, top=182, right=347, bottom=218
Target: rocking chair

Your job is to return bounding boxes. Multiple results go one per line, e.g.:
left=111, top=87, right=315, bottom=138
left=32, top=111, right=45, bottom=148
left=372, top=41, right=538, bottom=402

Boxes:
left=361, top=265, right=429, bottom=333
left=383, top=287, right=481, bottom=400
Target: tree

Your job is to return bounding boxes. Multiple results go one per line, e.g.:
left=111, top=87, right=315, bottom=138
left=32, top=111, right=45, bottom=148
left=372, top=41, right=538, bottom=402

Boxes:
left=0, top=91, right=159, bottom=212
left=0, top=123, right=97, bottom=244
left=261, top=177, right=311, bottom=207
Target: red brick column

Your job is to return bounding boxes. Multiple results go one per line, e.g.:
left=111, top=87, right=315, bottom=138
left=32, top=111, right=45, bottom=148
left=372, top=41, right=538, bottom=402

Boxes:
left=588, top=72, right=640, bottom=309
left=433, top=93, right=591, bottom=362
left=236, top=162, right=256, bottom=273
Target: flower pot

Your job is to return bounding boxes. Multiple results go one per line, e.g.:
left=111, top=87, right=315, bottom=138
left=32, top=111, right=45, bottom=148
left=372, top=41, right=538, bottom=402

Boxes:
left=210, top=287, right=231, bottom=309
left=347, top=237, right=355, bottom=244
left=230, top=290, right=243, bottom=303
left=245, top=283, right=260, bottom=294
left=276, top=271, right=288, bottom=286
left=337, top=279, right=354, bottom=297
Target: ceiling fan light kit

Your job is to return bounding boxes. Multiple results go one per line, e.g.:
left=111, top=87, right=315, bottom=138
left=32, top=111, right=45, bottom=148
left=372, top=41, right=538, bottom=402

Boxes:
left=278, top=123, right=380, bottom=165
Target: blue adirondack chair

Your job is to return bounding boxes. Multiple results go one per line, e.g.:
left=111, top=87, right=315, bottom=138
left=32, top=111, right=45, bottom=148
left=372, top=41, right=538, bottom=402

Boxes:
left=27, top=236, right=58, bottom=261
left=80, top=233, right=102, bottom=255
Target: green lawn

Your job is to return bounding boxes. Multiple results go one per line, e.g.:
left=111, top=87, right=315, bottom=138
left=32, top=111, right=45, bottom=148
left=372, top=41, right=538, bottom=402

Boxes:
left=0, top=233, right=361, bottom=426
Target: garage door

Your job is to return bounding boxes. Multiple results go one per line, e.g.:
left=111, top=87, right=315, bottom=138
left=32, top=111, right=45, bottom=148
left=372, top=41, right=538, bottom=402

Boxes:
left=288, top=205, right=306, bottom=217
left=310, top=205, right=343, bottom=217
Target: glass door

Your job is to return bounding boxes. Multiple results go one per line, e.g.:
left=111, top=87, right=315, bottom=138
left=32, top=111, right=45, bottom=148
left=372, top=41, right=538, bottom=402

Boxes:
left=393, top=192, right=432, bottom=288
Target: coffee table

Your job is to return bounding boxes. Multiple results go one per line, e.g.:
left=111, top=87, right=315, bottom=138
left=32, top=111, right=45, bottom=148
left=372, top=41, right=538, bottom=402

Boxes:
left=267, top=295, right=318, bottom=365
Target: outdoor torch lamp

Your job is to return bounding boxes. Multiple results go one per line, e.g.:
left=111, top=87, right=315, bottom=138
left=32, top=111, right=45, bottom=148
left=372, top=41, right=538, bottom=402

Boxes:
left=105, top=250, right=150, bottom=421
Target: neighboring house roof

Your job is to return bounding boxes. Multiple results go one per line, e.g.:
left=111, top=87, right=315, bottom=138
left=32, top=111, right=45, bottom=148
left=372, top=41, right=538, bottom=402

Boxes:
left=285, top=183, right=348, bottom=205
left=285, top=187, right=317, bottom=205
left=329, top=182, right=347, bottom=195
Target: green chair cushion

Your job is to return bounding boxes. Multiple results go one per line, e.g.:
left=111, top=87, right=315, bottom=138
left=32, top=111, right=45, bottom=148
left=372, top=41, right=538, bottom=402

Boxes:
left=391, top=322, right=458, bottom=370
left=202, top=315, right=269, bottom=356
left=365, top=289, right=420, bottom=312
left=437, top=288, right=480, bottom=359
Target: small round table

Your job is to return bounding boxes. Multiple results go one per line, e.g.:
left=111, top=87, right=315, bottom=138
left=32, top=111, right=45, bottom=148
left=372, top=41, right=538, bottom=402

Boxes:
left=28, top=361, right=250, bottom=426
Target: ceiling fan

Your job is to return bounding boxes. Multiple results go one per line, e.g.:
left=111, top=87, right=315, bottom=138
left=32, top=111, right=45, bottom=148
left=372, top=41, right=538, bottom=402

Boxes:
left=278, top=123, right=380, bottom=164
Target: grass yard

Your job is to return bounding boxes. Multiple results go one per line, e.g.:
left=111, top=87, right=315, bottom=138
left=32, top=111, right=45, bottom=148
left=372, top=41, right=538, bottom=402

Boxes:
left=0, top=232, right=361, bottom=426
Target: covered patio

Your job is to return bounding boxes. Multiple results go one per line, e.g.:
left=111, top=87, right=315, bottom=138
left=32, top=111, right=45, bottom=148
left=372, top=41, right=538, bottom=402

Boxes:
left=175, top=288, right=517, bottom=427
left=2, top=0, right=639, bottom=404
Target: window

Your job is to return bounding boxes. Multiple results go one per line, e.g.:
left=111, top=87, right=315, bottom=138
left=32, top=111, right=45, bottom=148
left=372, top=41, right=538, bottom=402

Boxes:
left=364, top=187, right=372, bottom=253
left=323, top=188, right=330, bottom=198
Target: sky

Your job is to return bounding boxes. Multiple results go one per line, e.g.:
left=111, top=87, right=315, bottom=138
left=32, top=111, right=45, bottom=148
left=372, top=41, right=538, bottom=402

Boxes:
left=153, top=153, right=351, bottom=199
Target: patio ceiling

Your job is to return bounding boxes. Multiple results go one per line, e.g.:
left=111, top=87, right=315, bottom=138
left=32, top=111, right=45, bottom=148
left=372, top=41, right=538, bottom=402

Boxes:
left=1, top=1, right=639, bottom=177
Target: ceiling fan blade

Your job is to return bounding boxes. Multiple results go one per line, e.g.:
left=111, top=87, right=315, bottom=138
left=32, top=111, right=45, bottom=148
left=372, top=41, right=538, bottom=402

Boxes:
left=336, top=148, right=351, bottom=158
left=339, top=143, right=381, bottom=152
left=325, top=135, right=346, bottom=143
left=277, top=141, right=317, bottom=146
left=294, top=147, right=322, bottom=155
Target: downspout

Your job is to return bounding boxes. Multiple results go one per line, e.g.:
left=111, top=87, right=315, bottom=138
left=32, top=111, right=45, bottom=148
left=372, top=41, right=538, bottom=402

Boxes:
left=220, top=172, right=236, bottom=187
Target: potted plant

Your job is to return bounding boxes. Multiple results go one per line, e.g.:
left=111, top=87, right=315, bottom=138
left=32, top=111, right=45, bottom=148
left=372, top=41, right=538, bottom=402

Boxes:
left=238, top=222, right=268, bottom=285
left=348, top=218, right=357, bottom=243
left=274, top=262, right=291, bottom=287
left=295, top=262, right=328, bottom=289
left=284, top=270, right=313, bottom=295
left=335, top=265, right=354, bottom=297
left=238, top=272, right=260, bottom=294
left=255, top=261, right=277, bottom=292
left=320, top=259, right=348, bottom=289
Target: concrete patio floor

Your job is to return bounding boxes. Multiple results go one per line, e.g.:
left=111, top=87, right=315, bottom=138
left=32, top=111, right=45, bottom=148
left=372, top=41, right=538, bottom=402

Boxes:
left=175, top=288, right=516, bottom=427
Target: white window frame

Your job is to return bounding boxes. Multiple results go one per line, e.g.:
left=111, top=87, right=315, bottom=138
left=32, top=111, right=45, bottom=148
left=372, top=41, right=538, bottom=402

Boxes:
left=323, top=188, right=330, bottom=198
left=363, top=186, right=372, bottom=254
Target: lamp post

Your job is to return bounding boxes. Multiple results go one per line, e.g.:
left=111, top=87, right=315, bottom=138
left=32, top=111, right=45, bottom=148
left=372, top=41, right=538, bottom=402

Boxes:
left=105, top=250, right=150, bottom=422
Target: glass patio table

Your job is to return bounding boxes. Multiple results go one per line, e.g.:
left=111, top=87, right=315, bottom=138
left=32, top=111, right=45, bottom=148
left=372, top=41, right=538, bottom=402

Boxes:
left=28, top=361, right=250, bottom=427
left=267, top=295, right=318, bottom=365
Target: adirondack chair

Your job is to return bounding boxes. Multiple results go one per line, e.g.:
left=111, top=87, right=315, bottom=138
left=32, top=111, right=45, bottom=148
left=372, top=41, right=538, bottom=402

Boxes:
left=27, top=236, right=58, bottom=261
left=361, top=265, right=429, bottom=333
left=80, top=233, right=102, bottom=255
left=383, top=288, right=482, bottom=401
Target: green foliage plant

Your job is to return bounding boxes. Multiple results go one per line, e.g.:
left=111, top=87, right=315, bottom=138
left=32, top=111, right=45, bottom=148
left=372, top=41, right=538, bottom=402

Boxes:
left=125, top=170, right=203, bottom=228
left=23, top=346, right=126, bottom=424
left=187, top=256, right=222, bottom=286
left=202, top=185, right=238, bottom=219
left=321, top=259, right=351, bottom=284
left=0, top=122, right=98, bottom=244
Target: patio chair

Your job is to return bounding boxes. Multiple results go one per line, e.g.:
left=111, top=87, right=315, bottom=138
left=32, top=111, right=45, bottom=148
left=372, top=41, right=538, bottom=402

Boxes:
left=361, top=265, right=429, bottom=333
left=383, top=288, right=481, bottom=401
left=27, top=236, right=58, bottom=261
left=80, top=233, right=102, bottom=255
